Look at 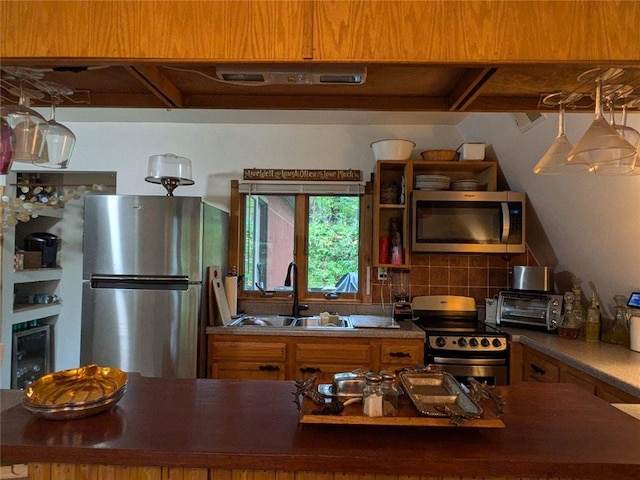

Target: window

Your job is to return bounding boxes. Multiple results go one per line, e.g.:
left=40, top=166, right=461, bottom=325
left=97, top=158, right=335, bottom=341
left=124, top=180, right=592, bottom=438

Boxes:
left=230, top=180, right=371, bottom=303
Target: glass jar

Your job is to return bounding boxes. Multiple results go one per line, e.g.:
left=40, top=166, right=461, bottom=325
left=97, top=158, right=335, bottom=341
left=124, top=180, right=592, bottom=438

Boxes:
left=362, top=372, right=383, bottom=417
left=379, top=370, right=398, bottom=416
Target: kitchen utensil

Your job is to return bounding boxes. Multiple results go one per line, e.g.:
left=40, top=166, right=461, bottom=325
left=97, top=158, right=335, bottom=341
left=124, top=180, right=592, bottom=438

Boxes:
left=370, top=139, right=415, bottom=160
left=210, top=266, right=232, bottom=325
left=420, top=150, right=458, bottom=161
left=457, top=143, right=485, bottom=161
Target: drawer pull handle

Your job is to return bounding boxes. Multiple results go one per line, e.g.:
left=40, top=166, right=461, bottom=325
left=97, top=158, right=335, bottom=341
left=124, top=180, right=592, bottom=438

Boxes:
left=258, top=365, right=280, bottom=371
left=530, top=363, right=546, bottom=375
left=390, top=351, right=410, bottom=358
left=299, top=367, right=320, bottom=374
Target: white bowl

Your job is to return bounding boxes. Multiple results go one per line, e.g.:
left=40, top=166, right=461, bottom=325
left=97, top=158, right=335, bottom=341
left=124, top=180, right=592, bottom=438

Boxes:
left=371, top=139, right=415, bottom=160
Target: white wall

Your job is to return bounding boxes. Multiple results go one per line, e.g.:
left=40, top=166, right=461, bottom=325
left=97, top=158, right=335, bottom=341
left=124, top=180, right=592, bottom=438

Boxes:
left=21, top=109, right=466, bottom=212
left=459, top=112, right=640, bottom=317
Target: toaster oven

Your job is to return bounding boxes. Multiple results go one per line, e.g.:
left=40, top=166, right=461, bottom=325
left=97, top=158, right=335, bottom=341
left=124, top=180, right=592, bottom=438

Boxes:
left=496, top=290, right=563, bottom=331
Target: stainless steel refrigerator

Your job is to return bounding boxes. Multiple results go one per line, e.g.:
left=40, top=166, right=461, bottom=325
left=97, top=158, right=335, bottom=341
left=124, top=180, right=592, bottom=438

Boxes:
left=81, top=195, right=228, bottom=378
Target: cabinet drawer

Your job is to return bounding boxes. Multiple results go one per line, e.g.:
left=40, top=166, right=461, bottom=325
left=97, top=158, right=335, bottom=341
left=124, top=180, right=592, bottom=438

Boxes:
left=211, top=361, right=286, bottom=380
left=380, top=343, right=423, bottom=365
left=523, top=351, right=559, bottom=382
left=295, top=343, right=370, bottom=364
left=211, top=341, right=287, bottom=362
left=294, top=363, right=367, bottom=384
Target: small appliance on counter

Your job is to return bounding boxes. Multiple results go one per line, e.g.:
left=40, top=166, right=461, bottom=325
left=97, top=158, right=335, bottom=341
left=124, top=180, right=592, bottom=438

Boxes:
left=24, top=233, right=59, bottom=268
left=393, top=301, right=414, bottom=321
left=496, top=265, right=563, bottom=331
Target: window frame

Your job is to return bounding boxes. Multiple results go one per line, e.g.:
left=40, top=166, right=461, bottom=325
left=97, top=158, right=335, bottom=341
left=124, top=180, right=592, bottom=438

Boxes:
left=228, top=180, right=372, bottom=306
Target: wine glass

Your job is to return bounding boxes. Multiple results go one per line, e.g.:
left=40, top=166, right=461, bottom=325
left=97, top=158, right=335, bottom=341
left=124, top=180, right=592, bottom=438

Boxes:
left=533, top=92, right=587, bottom=174
left=618, top=100, right=640, bottom=176
left=567, top=72, right=636, bottom=170
left=594, top=88, right=638, bottom=175
left=37, top=82, right=76, bottom=169
left=0, top=78, right=48, bottom=164
left=0, top=117, right=16, bottom=174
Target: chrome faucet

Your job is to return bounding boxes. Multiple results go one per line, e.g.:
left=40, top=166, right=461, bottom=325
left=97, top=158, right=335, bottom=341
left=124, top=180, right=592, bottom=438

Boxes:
left=284, top=261, right=307, bottom=317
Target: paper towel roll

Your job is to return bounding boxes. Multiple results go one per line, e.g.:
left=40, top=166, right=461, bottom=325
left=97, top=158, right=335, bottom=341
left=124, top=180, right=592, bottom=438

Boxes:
left=630, top=316, right=640, bottom=352
left=225, top=276, right=238, bottom=317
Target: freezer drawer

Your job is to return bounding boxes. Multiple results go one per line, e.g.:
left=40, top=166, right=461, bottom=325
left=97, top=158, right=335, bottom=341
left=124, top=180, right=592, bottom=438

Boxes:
left=83, top=195, right=203, bottom=281
left=81, top=283, right=200, bottom=378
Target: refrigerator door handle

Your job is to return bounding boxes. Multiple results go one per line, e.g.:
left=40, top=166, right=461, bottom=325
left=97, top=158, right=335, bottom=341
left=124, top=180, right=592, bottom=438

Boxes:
left=90, top=274, right=190, bottom=290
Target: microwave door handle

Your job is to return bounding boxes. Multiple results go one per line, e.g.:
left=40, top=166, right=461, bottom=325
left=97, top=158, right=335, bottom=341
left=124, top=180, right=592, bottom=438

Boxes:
left=501, top=202, right=510, bottom=243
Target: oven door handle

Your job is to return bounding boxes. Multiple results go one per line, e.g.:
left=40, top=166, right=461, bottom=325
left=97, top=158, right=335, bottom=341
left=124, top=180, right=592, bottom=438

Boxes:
left=432, top=357, right=507, bottom=366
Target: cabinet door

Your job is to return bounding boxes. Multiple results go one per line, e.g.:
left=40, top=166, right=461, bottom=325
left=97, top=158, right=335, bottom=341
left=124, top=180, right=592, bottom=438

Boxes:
left=522, top=348, right=559, bottom=383
left=1, top=1, right=308, bottom=61
left=559, top=367, right=596, bottom=395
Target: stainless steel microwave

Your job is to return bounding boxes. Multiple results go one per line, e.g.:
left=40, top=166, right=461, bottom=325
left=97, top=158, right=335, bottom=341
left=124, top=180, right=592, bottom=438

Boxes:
left=411, top=191, right=526, bottom=253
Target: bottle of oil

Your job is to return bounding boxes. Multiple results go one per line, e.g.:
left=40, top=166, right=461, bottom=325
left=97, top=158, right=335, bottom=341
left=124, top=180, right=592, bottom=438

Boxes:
left=585, top=293, right=601, bottom=343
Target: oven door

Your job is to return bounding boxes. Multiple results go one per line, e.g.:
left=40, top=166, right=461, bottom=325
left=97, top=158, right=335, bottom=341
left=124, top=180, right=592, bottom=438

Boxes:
left=428, top=357, right=509, bottom=386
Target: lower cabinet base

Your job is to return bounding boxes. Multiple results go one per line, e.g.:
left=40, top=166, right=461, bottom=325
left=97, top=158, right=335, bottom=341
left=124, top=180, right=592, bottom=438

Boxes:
left=24, top=463, right=586, bottom=480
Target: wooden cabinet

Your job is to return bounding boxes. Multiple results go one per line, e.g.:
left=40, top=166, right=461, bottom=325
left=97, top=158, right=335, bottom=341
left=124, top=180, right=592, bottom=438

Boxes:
left=511, top=343, right=640, bottom=403
left=376, top=339, right=424, bottom=373
left=207, top=334, right=424, bottom=381
left=372, top=160, right=498, bottom=267
left=294, top=340, right=370, bottom=383
left=208, top=338, right=287, bottom=380
left=0, top=1, right=309, bottom=61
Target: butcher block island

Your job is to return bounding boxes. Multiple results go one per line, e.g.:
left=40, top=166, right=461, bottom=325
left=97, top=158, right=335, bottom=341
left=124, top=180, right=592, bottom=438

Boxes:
left=2, top=375, right=640, bottom=480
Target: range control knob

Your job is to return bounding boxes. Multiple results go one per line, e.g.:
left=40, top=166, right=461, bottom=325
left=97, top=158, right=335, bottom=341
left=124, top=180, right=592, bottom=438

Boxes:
left=458, top=338, right=467, bottom=347
left=469, top=337, right=479, bottom=347
left=435, top=337, right=446, bottom=347
left=481, top=338, right=490, bottom=347
left=492, top=338, right=503, bottom=348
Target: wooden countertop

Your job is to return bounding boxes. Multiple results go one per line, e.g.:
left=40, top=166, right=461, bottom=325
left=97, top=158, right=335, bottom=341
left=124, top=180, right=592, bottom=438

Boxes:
left=2, top=375, right=640, bottom=479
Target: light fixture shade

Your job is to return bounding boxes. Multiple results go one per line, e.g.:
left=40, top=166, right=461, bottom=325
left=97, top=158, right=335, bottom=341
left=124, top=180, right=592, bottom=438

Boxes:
left=145, top=153, right=194, bottom=196
left=0, top=104, right=48, bottom=163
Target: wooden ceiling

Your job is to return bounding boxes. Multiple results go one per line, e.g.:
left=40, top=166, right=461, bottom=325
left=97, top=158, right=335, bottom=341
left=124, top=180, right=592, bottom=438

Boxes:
left=2, top=62, right=640, bottom=114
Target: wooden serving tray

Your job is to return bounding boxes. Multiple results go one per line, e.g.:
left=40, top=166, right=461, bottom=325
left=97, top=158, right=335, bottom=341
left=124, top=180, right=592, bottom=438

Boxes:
left=298, top=394, right=505, bottom=428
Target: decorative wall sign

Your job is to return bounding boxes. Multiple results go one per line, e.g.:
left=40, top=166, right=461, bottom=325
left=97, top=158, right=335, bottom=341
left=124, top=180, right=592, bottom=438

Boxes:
left=243, top=169, right=362, bottom=182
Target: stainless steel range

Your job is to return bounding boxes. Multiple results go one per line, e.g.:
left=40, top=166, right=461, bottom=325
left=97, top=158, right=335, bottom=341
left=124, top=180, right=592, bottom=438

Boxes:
left=412, top=295, right=509, bottom=386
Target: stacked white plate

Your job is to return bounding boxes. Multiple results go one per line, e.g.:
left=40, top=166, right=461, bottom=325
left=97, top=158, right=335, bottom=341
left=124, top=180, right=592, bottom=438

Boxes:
left=415, top=175, right=451, bottom=191
left=450, top=179, right=480, bottom=191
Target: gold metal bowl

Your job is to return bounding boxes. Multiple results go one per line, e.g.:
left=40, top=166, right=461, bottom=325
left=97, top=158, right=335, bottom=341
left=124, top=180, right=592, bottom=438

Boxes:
left=22, top=364, right=127, bottom=419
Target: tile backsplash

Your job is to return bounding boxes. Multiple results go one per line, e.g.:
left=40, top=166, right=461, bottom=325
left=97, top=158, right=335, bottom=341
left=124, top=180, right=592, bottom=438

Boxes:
left=372, top=248, right=540, bottom=304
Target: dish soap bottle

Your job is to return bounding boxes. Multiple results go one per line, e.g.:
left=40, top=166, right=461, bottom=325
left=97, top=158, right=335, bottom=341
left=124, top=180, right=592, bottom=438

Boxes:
left=585, top=293, right=601, bottom=343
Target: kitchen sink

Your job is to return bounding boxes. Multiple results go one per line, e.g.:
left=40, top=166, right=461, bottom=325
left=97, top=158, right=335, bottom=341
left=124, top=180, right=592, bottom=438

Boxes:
left=225, top=315, right=353, bottom=329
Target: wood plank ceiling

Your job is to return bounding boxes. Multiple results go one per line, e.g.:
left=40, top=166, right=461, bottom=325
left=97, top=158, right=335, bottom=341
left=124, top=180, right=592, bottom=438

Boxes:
left=2, top=62, right=640, bottom=114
